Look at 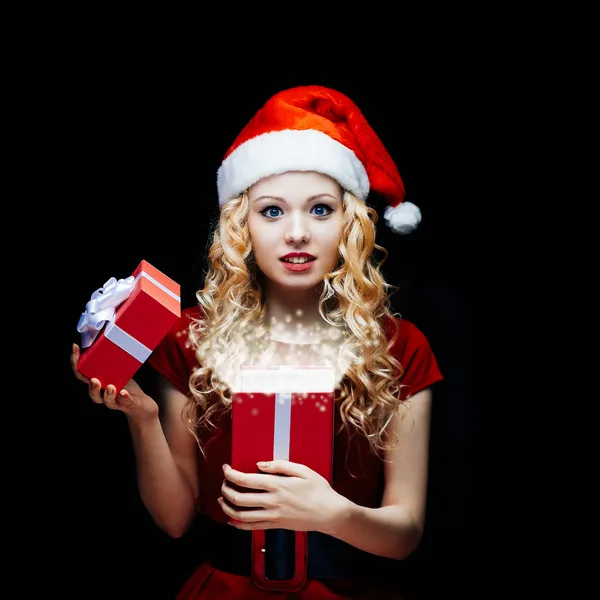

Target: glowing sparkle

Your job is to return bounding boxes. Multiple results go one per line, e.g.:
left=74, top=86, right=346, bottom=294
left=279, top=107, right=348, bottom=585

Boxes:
left=295, top=309, right=303, bottom=317
left=251, top=408, right=259, bottom=416
left=285, top=314, right=292, bottom=323
left=319, top=405, right=326, bottom=412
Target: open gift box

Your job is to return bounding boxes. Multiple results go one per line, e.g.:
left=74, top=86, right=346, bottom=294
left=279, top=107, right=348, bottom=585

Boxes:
left=232, top=365, right=336, bottom=592
left=76, top=259, right=181, bottom=392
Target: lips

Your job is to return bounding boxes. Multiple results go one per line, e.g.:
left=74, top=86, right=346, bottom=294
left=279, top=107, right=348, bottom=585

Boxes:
left=280, top=257, right=317, bottom=263
left=279, top=253, right=317, bottom=272
left=281, top=259, right=315, bottom=272
left=280, top=253, right=316, bottom=261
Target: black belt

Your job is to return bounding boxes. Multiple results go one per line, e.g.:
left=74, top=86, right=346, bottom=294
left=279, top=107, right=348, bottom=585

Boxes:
left=204, top=522, right=399, bottom=581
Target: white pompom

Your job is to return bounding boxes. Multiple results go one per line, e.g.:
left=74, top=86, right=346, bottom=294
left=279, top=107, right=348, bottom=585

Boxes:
left=383, top=201, right=422, bottom=234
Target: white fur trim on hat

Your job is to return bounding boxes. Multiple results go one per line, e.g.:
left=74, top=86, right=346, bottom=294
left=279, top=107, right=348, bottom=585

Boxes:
left=383, top=201, right=422, bottom=234
left=217, top=129, right=370, bottom=205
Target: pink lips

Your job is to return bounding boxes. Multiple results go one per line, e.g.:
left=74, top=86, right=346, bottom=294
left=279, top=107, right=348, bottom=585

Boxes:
left=281, top=259, right=315, bottom=272
left=280, top=252, right=316, bottom=260
left=279, top=252, right=317, bottom=272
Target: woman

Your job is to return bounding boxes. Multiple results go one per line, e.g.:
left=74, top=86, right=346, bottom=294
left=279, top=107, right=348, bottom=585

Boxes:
left=71, top=85, right=443, bottom=599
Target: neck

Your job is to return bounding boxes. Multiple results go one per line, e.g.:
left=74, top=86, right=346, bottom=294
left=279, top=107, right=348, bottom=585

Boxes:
left=263, top=284, right=330, bottom=343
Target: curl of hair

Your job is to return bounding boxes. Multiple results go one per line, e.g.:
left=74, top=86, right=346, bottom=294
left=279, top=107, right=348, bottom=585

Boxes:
left=185, top=190, right=406, bottom=458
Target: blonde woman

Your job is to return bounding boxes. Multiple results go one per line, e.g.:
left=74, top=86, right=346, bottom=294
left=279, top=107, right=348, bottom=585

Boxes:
left=72, top=85, right=443, bottom=599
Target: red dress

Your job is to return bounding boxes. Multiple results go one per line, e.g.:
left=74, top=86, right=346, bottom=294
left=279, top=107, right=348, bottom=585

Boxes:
left=148, top=306, right=443, bottom=599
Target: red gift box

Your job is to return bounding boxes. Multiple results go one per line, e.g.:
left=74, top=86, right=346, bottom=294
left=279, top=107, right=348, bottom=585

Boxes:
left=231, top=366, right=336, bottom=592
left=76, top=260, right=181, bottom=392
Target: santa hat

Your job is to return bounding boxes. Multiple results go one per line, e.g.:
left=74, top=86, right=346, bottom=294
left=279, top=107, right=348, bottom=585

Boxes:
left=217, top=85, right=421, bottom=234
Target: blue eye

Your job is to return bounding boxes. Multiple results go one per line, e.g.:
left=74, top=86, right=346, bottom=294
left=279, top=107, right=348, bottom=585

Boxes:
left=258, top=204, right=334, bottom=220
left=312, top=204, right=333, bottom=217
left=259, top=206, right=283, bottom=219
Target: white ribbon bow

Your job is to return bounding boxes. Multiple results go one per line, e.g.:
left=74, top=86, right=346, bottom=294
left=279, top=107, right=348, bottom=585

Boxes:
left=77, top=276, right=136, bottom=348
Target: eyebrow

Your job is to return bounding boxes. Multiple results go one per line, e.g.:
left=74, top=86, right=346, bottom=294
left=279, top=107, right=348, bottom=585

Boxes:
left=252, top=193, right=339, bottom=204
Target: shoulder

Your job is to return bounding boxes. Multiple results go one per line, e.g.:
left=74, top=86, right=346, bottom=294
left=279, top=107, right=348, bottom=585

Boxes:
left=180, top=304, right=204, bottom=326
left=383, top=314, right=429, bottom=350
left=146, top=304, right=204, bottom=395
left=160, top=304, right=204, bottom=345
left=164, top=305, right=204, bottom=339
left=382, top=314, right=444, bottom=398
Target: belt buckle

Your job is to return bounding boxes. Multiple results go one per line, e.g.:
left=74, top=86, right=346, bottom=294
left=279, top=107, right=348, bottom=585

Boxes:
left=251, top=530, right=308, bottom=592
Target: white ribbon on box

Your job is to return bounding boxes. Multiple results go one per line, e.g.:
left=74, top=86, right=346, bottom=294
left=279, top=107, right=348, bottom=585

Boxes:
left=76, top=270, right=180, bottom=361
left=238, top=367, right=335, bottom=461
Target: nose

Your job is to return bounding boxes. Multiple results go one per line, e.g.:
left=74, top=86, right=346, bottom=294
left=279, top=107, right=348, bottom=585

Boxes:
left=284, top=214, right=311, bottom=244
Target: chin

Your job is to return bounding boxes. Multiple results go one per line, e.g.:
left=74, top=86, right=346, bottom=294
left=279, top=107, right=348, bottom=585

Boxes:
left=262, top=269, right=327, bottom=291
left=273, top=276, right=323, bottom=290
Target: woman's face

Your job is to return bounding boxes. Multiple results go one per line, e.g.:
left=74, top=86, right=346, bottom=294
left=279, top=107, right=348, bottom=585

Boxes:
left=247, top=171, right=344, bottom=293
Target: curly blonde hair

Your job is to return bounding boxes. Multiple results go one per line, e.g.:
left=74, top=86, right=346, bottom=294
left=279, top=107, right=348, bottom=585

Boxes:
left=186, top=190, right=406, bottom=457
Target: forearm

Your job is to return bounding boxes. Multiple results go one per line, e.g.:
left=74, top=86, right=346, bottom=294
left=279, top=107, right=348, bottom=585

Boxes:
left=127, top=416, right=198, bottom=537
left=325, top=496, right=423, bottom=560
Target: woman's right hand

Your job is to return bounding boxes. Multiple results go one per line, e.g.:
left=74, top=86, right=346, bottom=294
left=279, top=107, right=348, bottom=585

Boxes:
left=71, top=343, right=159, bottom=423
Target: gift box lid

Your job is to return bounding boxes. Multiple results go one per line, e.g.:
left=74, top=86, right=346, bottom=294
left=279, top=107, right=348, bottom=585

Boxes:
left=112, top=259, right=180, bottom=349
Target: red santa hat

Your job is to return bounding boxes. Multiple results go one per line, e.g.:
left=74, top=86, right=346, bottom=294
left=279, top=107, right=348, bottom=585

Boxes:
left=217, top=85, right=421, bottom=234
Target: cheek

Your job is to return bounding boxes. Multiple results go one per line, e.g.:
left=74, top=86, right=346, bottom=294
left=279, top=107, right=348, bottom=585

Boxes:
left=250, top=233, right=276, bottom=254
left=324, top=231, right=343, bottom=260
left=249, top=236, right=277, bottom=271
left=248, top=221, right=267, bottom=253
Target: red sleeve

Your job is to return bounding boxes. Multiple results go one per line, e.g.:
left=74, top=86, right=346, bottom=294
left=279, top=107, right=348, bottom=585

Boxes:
left=386, top=316, right=444, bottom=400
left=146, top=305, right=203, bottom=396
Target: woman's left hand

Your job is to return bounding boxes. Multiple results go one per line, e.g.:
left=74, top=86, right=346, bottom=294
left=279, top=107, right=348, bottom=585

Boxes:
left=218, top=460, right=350, bottom=533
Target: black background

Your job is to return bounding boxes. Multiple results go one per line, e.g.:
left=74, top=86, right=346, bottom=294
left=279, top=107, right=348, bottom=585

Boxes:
left=60, top=2, right=489, bottom=598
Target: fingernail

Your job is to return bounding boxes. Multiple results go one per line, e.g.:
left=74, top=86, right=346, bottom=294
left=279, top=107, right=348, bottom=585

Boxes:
left=119, top=390, right=127, bottom=397
left=257, top=461, right=269, bottom=468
